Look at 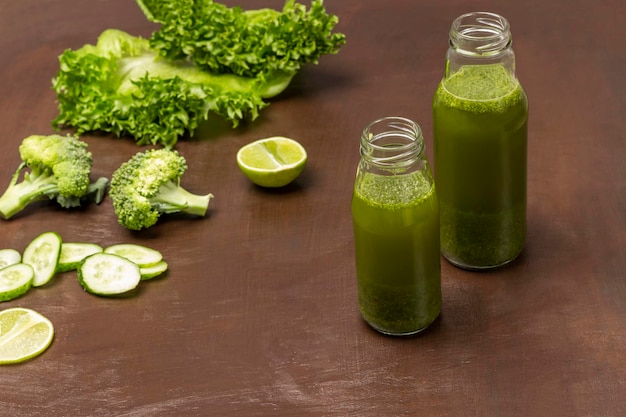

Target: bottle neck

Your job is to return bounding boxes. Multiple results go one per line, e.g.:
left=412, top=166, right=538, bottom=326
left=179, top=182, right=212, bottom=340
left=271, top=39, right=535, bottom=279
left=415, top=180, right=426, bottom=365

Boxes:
left=446, top=12, right=515, bottom=77
left=360, top=117, right=424, bottom=173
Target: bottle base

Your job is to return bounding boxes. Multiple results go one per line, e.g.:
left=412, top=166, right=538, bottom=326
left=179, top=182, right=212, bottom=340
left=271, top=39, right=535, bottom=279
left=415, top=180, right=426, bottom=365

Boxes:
left=362, top=316, right=438, bottom=337
left=442, top=250, right=522, bottom=271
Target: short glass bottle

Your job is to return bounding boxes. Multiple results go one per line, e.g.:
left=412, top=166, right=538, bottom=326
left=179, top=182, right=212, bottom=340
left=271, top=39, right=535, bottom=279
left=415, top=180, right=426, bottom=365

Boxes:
left=352, top=116, right=441, bottom=336
left=432, top=12, right=529, bottom=270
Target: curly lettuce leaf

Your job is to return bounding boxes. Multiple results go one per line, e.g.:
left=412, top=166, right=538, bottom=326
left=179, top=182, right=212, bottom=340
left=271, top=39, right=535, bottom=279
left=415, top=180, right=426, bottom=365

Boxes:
left=136, top=0, right=346, bottom=80
left=52, top=29, right=268, bottom=148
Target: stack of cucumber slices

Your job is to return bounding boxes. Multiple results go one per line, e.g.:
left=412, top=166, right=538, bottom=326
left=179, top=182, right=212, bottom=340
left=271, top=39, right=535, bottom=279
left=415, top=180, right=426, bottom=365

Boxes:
left=0, top=231, right=168, bottom=301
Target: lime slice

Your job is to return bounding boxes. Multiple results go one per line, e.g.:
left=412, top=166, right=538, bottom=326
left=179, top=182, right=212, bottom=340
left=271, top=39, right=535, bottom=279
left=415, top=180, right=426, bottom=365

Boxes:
left=236, top=136, right=307, bottom=187
left=22, top=232, right=62, bottom=287
left=0, top=307, right=54, bottom=364
left=0, top=249, right=21, bottom=269
left=0, top=263, right=34, bottom=302
left=104, top=244, right=163, bottom=267
left=57, top=242, right=104, bottom=272
left=78, top=253, right=141, bottom=296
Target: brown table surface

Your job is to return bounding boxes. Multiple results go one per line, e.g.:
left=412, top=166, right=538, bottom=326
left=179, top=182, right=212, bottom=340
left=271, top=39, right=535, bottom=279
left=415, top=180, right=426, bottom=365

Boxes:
left=1, top=0, right=625, bottom=415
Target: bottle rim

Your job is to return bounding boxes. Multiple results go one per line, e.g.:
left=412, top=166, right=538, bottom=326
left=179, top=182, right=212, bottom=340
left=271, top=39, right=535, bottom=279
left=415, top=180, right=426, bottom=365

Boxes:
left=360, top=116, right=424, bottom=168
left=450, top=12, right=511, bottom=55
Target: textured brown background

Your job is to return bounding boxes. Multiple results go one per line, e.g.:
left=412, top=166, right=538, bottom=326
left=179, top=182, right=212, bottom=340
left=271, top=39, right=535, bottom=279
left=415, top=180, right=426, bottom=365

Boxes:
left=0, top=0, right=625, bottom=416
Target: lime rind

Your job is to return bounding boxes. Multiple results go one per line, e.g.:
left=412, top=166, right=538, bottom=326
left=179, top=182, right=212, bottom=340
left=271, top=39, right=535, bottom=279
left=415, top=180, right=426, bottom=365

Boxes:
left=22, top=232, right=62, bottom=287
left=0, top=307, right=54, bottom=365
left=237, top=136, right=307, bottom=187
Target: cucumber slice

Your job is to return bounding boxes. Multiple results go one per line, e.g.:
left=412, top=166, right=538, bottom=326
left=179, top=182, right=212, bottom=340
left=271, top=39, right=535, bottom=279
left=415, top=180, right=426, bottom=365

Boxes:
left=78, top=253, right=141, bottom=296
left=57, top=243, right=103, bottom=272
left=104, top=244, right=163, bottom=267
left=0, top=249, right=21, bottom=270
left=140, top=260, right=168, bottom=280
left=22, top=232, right=62, bottom=287
left=0, top=263, right=34, bottom=302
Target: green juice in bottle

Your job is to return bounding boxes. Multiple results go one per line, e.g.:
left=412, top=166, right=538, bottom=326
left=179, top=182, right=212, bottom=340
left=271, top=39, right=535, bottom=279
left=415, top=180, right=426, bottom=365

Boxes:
left=352, top=117, right=441, bottom=336
left=433, top=13, right=528, bottom=269
left=353, top=172, right=441, bottom=335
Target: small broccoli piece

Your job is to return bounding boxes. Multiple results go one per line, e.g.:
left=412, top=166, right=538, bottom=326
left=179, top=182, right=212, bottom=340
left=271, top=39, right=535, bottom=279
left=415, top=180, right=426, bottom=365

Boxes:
left=0, top=135, right=108, bottom=220
left=109, top=149, right=213, bottom=230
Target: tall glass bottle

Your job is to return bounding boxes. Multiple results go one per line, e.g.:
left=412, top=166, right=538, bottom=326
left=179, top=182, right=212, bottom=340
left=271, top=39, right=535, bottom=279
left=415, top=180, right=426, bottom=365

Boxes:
left=352, top=117, right=441, bottom=336
left=433, top=12, right=528, bottom=270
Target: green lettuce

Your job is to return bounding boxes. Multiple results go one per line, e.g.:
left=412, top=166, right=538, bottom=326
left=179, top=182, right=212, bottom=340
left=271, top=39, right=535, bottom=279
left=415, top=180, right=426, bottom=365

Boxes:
left=137, top=0, right=346, bottom=81
left=52, top=29, right=277, bottom=148
left=52, top=0, right=345, bottom=149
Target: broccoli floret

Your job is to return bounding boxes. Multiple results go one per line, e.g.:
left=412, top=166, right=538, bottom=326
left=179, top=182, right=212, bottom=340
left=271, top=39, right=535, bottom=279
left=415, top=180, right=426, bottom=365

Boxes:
left=109, top=149, right=213, bottom=230
left=0, top=135, right=108, bottom=219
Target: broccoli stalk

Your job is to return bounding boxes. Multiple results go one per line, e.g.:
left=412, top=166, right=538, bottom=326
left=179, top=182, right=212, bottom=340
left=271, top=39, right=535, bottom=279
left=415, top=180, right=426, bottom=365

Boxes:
left=109, top=149, right=212, bottom=230
left=0, top=135, right=108, bottom=220
left=0, top=163, right=59, bottom=219
left=151, top=181, right=211, bottom=216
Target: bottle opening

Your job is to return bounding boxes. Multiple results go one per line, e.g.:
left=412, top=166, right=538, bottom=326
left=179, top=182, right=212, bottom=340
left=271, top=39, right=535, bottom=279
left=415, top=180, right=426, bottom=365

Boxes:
left=360, top=117, right=424, bottom=168
left=450, top=12, right=511, bottom=55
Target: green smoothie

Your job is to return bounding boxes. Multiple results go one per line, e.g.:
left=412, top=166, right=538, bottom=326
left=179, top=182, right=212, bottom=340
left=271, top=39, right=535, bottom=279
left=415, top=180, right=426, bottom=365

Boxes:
left=352, top=171, right=441, bottom=335
left=433, top=64, right=528, bottom=268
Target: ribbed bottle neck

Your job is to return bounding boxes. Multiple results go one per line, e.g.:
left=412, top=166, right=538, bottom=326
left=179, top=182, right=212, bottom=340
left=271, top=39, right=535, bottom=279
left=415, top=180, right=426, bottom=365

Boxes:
left=360, top=117, right=424, bottom=170
left=449, top=12, right=511, bottom=57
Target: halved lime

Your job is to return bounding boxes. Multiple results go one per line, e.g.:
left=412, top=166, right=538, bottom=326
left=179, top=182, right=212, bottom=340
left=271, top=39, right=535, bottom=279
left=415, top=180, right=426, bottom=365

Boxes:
left=236, top=136, right=307, bottom=187
left=0, top=307, right=54, bottom=364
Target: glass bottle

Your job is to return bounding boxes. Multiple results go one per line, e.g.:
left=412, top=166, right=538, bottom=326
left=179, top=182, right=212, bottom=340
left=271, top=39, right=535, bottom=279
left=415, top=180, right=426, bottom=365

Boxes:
left=352, top=116, right=441, bottom=336
left=433, top=12, right=528, bottom=270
